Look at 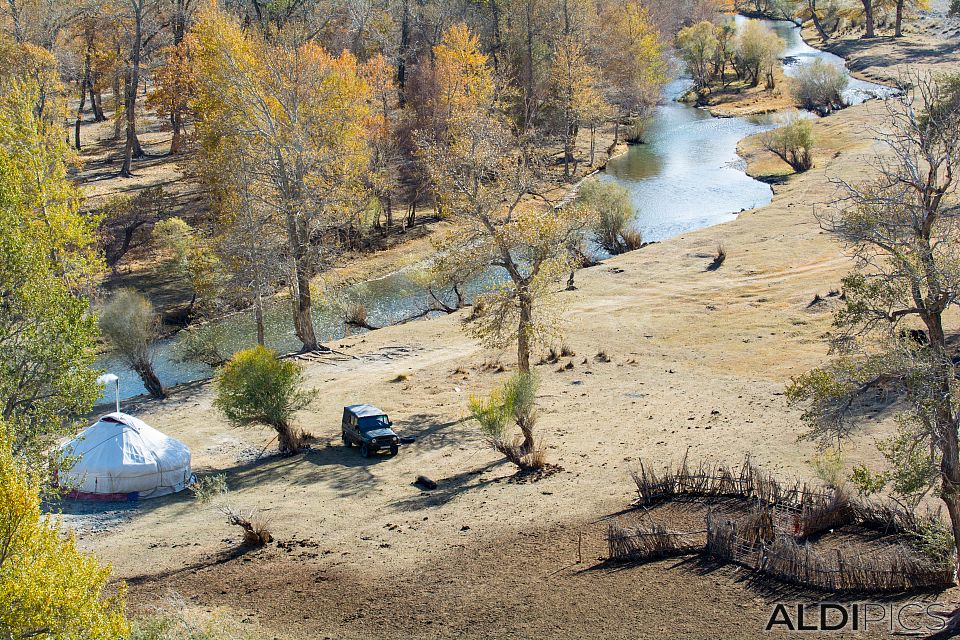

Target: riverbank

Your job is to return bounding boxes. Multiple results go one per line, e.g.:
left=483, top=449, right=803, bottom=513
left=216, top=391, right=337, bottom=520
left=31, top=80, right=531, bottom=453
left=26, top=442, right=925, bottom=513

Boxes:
left=73, top=22, right=960, bottom=640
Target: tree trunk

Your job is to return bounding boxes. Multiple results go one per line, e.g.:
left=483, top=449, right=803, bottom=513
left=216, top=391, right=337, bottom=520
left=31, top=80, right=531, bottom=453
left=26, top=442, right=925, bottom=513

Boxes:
left=517, top=290, right=532, bottom=373
left=488, top=0, right=503, bottom=71
left=925, top=311, right=960, bottom=581
left=589, top=125, right=596, bottom=166
left=75, top=60, right=89, bottom=151
left=861, top=0, right=875, bottom=37
left=90, top=85, right=106, bottom=121
left=121, top=1, right=145, bottom=177
left=293, top=262, right=318, bottom=351
left=809, top=0, right=829, bottom=40
left=895, top=0, right=904, bottom=37
left=170, top=111, right=184, bottom=154
left=133, top=359, right=167, bottom=399
left=112, top=72, right=123, bottom=139
left=397, top=0, right=409, bottom=106
left=254, top=285, right=265, bottom=346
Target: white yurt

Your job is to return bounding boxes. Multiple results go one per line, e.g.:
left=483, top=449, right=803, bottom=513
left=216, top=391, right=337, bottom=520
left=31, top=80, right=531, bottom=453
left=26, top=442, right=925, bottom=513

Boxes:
left=60, top=412, right=193, bottom=500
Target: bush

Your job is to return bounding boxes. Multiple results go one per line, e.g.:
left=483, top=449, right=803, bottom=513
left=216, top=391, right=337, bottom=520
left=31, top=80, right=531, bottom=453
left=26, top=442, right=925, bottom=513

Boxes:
left=213, top=346, right=314, bottom=453
left=761, top=117, right=815, bottom=173
left=469, top=372, right=543, bottom=469
left=577, top=180, right=641, bottom=255
left=791, top=59, right=848, bottom=111
left=951, top=0, right=959, bottom=16
left=189, top=473, right=228, bottom=504
left=99, top=288, right=167, bottom=399
left=0, top=423, right=128, bottom=639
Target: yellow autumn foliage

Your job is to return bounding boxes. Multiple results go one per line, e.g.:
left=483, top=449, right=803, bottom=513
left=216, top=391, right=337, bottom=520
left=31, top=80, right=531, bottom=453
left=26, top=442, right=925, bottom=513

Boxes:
left=0, top=423, right=127, bottom=640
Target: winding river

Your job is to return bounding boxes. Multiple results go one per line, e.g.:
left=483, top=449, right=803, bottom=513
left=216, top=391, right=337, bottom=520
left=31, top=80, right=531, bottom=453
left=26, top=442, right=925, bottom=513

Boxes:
left=96, top=17, right=894, bottom=403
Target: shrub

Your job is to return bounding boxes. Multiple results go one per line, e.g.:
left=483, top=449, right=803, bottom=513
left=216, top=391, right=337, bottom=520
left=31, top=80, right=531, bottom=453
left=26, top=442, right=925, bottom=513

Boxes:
left=791, top=59, right=848, bottom=111
left=213, top=346, right=314, bottom=453
left=0, top=422, right=128, bottom=639
left=220, top=505, right=272, bottom=546
left=761, top=117, right=815, bottom=173
left=99, top=288, right=167, bottom=399
left=951, top=0, right=959, bottom=16
left=577, top=180, right=640, bottom=255
left=190, top=473, right=228, bottom=504
left=811, top=449, right=845, bottom=489
left=468, top=372, right=542, bottom=470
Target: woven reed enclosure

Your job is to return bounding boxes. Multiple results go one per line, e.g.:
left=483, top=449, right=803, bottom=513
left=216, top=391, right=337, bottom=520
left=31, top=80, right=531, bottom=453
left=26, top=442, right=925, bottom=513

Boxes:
left=607, top=458, right=955, bottom=592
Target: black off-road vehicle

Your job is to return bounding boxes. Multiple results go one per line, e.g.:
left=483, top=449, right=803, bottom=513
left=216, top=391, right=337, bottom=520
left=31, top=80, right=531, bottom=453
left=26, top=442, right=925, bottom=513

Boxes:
left=342, top=404, right=400, bottom=457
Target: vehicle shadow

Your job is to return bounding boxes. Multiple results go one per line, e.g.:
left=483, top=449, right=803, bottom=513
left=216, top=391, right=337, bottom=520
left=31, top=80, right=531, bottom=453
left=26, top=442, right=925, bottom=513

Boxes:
left=388, top=459, right=507, bottom=512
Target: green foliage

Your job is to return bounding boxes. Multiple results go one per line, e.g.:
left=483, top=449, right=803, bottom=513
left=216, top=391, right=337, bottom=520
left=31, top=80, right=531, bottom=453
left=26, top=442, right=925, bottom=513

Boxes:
left=909, top=514, right=955, bottom=567
left=736, top=21, right=784, bottom=89
left=468, top=372, right=542, bottom=469
left=577, top=180, right=640, bottom=254
left=761, top=117, right=814, bottom=173
left=810, top=448, right=845, bottom=488
left=213, top=346, right=314, bottom=453
left=0, top=422, right=128, bottom=640
left=791, top=59, right=848, bottom=111
left=152, top=217, right=224, bottom=318
left=850, top=464, right=888, bottom=497
left=676, top=21, right=718, bottom=91
left=99, top=289, right=161, bottom=365
left=189, top=473, right=228, bottom=504
left=0, top=75, right=102, bottom=463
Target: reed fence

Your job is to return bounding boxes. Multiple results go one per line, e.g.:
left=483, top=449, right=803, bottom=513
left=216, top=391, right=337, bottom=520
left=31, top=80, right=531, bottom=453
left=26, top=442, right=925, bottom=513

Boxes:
left=608, top=457, right=956, bottom=592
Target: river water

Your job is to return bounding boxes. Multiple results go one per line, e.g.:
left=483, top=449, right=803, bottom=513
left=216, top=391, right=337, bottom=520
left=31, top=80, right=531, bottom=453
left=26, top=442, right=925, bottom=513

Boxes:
left=96, top=18, right=893, bottom=403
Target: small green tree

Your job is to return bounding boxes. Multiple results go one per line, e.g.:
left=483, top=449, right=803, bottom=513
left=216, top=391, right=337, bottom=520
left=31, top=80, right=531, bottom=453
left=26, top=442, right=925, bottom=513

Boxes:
left=676, top=21, right=718, bottom=92
left=98, top=289, right=166, bottom=399
left=577, top=180, right=641, bottom=254
left=213, top=346, right=314, bottom=454
left=736, top=21, right=784, bottom=89
left=761, top=116, right=815, bottom=173
left=468, top=372, right=543, bottom=470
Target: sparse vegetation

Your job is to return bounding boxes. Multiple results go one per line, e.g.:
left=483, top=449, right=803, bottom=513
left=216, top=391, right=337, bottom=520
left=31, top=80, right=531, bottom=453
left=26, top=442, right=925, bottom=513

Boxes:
left=708, top=244, right=727, bottom=270
left=99, top=289, right=167, bottom=399
left=220, top=506, right=273, bottom=547
left=761, top=117, right=814, bottom=173
left=190, top=473, right=228, bottom=504
left=469, top=372, right=544, bottom=470
left=791, top=59, right=848, bottom=112
left=213, top=346, right=315, bottom=454
left=577, top=180, right=641, bottom=255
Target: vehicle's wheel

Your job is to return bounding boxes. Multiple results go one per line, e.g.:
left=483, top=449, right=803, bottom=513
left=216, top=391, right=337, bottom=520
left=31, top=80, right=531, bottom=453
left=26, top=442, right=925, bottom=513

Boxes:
left=360, top=443, right=371, bottom=458
left=390, top=445, right=399, bottom=456
left=342, top=432, right=351, bottom=447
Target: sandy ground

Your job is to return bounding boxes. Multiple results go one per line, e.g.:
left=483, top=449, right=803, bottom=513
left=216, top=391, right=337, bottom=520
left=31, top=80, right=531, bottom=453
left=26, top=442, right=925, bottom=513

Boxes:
left=64, top=23, right=960, bottom=640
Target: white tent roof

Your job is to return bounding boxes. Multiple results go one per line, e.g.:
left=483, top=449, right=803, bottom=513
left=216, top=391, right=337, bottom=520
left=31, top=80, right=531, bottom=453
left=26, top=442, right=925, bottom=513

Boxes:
left=60, top=412, right=192, bottom=499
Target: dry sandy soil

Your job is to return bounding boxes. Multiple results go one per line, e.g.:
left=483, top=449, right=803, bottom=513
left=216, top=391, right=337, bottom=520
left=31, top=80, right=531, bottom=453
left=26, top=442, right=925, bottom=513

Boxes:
left=66, top=21, right=960, bottom=640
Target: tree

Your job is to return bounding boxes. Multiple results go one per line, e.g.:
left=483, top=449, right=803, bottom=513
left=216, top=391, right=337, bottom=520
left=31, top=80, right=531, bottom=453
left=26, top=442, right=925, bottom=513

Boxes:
left=98, top=289, right=166, bottom=399
left=97, top=185, right=171, bottom=268
left=152, top=217, right=224, bottom=321
left=120, top=0, right=160, bottom=177
left=0, top=64, right=102, bottom=463
left=419, top=24, right=595, bottom=373
left=676, top=21, right=718, bottom=93
left=787, top=74, right=960, bottom=575
left=213, top=345, right=314, bottom=454
left=146, top=37, right=197, bottom=154
left=577, top=179, right=641, bottom=254
left=596, top=0, right=667, bottom=142
left=860, top=0, right=875, bottom=37
left=791, top=58, right=848, bottom=112
left=0, top=421, right=128, bottom=640
left=469, top=372, right=544, bottom=469
left=192, top=8, right=373, bottom=352
left=736, top=21, right=784, bottom=89
left=548, top=34, right=610, bottom=178
left=761, top=116, right=814, bottom=173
